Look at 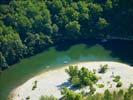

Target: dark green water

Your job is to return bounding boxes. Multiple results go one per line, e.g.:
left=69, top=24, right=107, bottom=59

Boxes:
left=0, top=43, right=130, bottom=100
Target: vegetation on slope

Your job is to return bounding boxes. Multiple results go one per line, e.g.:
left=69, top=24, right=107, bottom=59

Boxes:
left=60, top=86, right=133, bottom=100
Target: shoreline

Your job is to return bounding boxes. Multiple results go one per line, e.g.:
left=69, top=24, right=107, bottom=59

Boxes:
left=9, top=61, right=133, bottom=100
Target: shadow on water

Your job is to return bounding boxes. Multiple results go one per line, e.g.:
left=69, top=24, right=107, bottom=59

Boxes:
left=55, top=39, right=98, bottom=51
left=55, top=39, right=133, bottom=65
left=100, top=40, right=133, bottom=65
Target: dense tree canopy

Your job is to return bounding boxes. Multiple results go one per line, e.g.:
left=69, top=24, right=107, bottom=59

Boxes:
left=0, top=0, right=133, bottom=69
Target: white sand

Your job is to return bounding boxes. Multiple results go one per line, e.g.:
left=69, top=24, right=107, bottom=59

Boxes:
left=9, top=61, right=133, bottom=100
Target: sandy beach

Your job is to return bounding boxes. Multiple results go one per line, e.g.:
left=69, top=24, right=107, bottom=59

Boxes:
left=9, top=61, right=133, bottom=100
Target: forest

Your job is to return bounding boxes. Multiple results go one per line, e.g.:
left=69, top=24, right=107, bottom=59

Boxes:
left=0, top=0, right=133, bottom=70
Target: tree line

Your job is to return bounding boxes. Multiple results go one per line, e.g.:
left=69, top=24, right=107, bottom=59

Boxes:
left=0, top=0, right=133, bottom=70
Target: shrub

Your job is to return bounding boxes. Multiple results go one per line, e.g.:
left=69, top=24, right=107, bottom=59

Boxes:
left=97, top=84, right=104, bottom=88
left=59, top=85, right=133, bottom=100
left=104, top=89, right=113, bottom=100
left=32, top=80, right=37, bottom=90
left=113, top=75, right=120, bottom=82
left=32, top=85, right=37, bottom=90
left=65, top=66, right=78, bottom=80
left=117, top=89, right=124, bottom=100
left=129, top=83, right=133, bottom=90
left=98, top=64, right=108, bottom=73
left=124, top=84, right=133, bottom=100
left=116, top=82, right=122, bottom=87
left=89, top=85, right=96, bottom=94
left=124, top=92, right=130, bottom=100
left=79, top=67, right=98, bottom=86
left=118, top=89, right=124, bottom=96
left=26, top=96, right=30, bottom=100
left=65, top=66, right=98, bottom=88
left=87, top=93, right=103, bottom=100
left=39, top=95, right=57, bottom=100
left=61, top=87, right=83, bottom=100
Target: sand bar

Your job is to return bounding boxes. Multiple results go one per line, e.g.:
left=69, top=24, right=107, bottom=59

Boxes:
left=9, top=61, right=133, bottom=100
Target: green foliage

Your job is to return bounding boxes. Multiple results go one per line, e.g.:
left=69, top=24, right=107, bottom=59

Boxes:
left=124, top=84, right=133, bottom=100
left=89, top=85, right=96, bottom=94
left=65, top=21, right=80, bottom=33
left=65, top=7, right=79, bottom=21
left=0, top=52, right=8, bottom=69
left=59, top=85, right=133, bottom=100
left=87, top=93, right=103, bottom=100
left=65, top=66, right=98, bottom=87
left=0, top=22, right=25, bottom=66
left=89, top=3, right=103, bottom=14
left=104, top=0, right=113, bottom=10
left=97, top=18, right=109, bottom=30
left=61, top=87, right=83, bottom=100
left=65, top=66, right=78, bottom=80
left=117, top=89, right=124, bottom=100
left=71, top=75, right=80, bottom=86
left=104, top=89, right=113, bottom=100
left=98, top=64, right=108, bottom=73
left=87, top=86, right=133, bottom=100
left=94, top=85, right=133, bottom=100
left=79, top=67, right=98, bottom=86
left=47, top=0, right=63, bottom=15
left=39, top=95, right=57, bottom=100
left=113, top=75, right=121, bottom=82
left=116, top=81, right=122, bottom=87
left=24, top=33, right=53, bottom=54
left=97, top=84, right=104, bottom=88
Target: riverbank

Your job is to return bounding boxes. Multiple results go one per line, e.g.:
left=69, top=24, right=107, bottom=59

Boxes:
left=9, top=61, right=133, bottom=100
